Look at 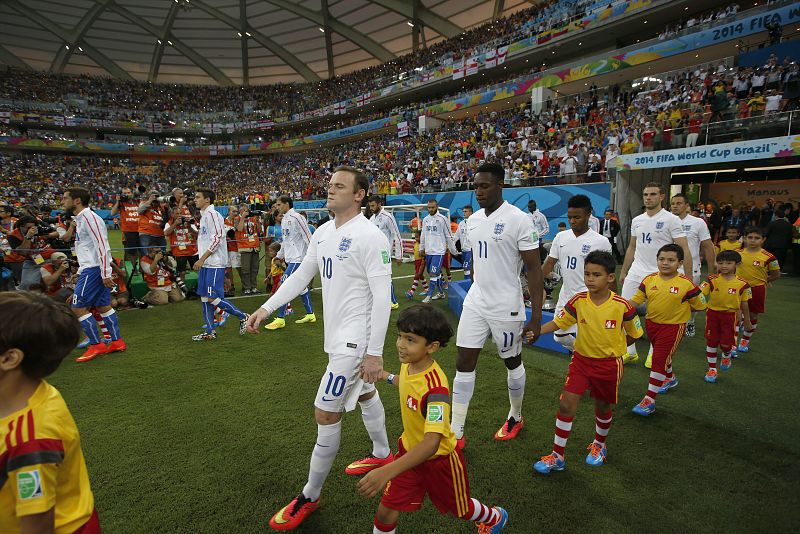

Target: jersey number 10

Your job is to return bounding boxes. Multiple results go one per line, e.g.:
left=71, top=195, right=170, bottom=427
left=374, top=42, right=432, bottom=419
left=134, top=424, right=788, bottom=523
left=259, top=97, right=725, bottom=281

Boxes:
left=321, top=257, right=333, bottom=279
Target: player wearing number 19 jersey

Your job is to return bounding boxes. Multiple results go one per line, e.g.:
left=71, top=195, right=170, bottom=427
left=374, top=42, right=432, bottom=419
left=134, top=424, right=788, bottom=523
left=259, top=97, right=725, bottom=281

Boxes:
left=451, top=163, right=543, bottom=445
left=542, top=195, right=611, bottom=353
left=620, top=183, right=691, bottom=363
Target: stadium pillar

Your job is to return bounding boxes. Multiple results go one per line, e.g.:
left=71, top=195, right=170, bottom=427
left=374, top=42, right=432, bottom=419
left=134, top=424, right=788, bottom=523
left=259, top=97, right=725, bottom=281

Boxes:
left=531, top=86, right=554, bottom=115
left=419, top=115, right=442, bottom=133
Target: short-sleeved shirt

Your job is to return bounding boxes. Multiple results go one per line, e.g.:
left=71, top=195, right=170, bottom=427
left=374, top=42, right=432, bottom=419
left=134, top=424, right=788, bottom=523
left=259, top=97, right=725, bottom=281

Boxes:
left=719, top=239, right=742, bottom=252
left=138, top=207, right=164, bottom=237
left=548, top=228, right=611, bottom=307
left=0, top=381, right=95, bottom=534
left=700, top=274, right=751, bottom=312
left=463, top=201, right=538, bottom=321
left=679, top=214, right=711, bottom=271
left=629, top=208, right=685, bottom=278
left=307, top=214, right=392, bottom=355
left=736, top=248, right=779, bottom=287
left=118, top=202, right=140, bottom=233
left=554, top=291, right=643, bottom=359
left=631, top=273, right=706, bottom=324
left=398, top=361, right=456, bottom=459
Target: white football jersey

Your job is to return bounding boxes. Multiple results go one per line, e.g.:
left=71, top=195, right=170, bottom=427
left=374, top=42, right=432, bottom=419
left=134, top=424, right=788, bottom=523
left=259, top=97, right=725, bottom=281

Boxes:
left=679, top=214, right=711, bottom=272
left=279, top=208, right=312, bottom=264
left=455, top=219, right=472, bottom=252
left=463, top=201, right=538, bottom=321
left=629, top=208, right=685, bottom=278
left=527, top=210, right=550, bottom=240
left=198, top=205, right=229, bottom=269
left=588, top=214, right=600, bottom=233
left=420, top=211, right=456, bottom=256
left=548, top=228, right=611, bottom=308
left=307, top=214, right=392, bottom=355
left=74, top=208, right=112, bottom=278
left=370, top=209, right=403, bottom=260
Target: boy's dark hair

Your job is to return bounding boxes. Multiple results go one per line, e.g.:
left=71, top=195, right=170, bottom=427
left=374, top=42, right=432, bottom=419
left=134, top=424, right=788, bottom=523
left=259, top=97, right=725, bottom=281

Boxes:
left=0, top=291, right=81, bottom=379
left=717, top=250, right=742, bottom=263
left=476, top=162, right=505, bottom=183
left=657, top=243, right=684, bottom=261
left=66, top=187, right=91, bottom=206
left=196, top=187, right=216, bottom=204
left=744, top=225, right=763, bottom=237
left=584, top=250, right=615, bottom=274
left=726, top=226, right=740, bottom=234
left=268, top=241, right=281, bottom=251
left=397, top=305, right=454, bottom=347
left=567, top=194, right=592, bottom=212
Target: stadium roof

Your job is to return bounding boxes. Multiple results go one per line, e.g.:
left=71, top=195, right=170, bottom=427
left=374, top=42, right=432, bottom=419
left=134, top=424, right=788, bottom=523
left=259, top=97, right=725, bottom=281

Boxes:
left=0, top=0, right=533, bottom=86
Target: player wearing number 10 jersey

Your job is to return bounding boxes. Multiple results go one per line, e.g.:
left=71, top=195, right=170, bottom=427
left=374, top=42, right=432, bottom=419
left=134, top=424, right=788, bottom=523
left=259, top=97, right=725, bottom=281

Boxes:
left=451, top=162, right=544, bottom=445
left=542, top=195, right=611, bottom=353
left=247, top=166, right=394, bottom=531
left=620, top=182, right=691, bottom=363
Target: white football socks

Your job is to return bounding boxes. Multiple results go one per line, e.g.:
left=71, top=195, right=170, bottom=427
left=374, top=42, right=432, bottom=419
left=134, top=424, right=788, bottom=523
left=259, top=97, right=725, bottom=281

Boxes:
left=451, top=370, right=476, bottom=439
left=359, top=391, right=390, bottom=459
left=507, top=363, right=526, bottom=421
left=302, top=421, right=341, bottom=501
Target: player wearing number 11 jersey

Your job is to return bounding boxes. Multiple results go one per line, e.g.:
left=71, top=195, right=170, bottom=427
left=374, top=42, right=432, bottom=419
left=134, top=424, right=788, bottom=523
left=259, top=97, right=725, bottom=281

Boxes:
left=247, top=166, right=394, bottom=531
left=451, top=162, right=543, bottom=445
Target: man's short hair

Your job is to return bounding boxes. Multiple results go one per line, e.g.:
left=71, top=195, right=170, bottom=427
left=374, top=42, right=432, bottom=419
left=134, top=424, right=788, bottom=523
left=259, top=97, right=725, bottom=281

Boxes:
left=584, top=250, right=616, bottom=274
left=0, top=291, right=81, bottom=379
left=196, top=188, right=216, bottom=204
left=528, top=199, right=537, bottom=210
left=671, top=193, right=688, bottom=202
left=568, top=194, right=592, bottom=212
left=334, top=165, right=370, bottom=195
left=66, top=187, right=91, bottom=207
left=14, top=215, right=37, bottom=230
left=463, top=205, right=473, bottom=211
left=368, top=195, right=383, bottom=205
left=717, top=250, right=742, bottom=263
left=657, top=243, right=684, bottom=261
left=277, top=195, right=293, bottom=207
left=643, top=181, right=665, bottom=194
left=396, top=305, right=454, bottom=347
left=427, top=199, right=438, bottom=205
left=476, top=162, right=505, bottom=183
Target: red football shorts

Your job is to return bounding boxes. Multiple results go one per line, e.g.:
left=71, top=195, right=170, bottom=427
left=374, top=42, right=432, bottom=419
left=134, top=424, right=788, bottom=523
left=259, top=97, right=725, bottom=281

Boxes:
left=414, top=259, right=424, bottom=278
left=381, top=439, right=472, bottom=518
left=748, top=284, right=765, bottom=314
left=645, top=320, right=685, bottom=374
left=705, top=309, right=736, bottom=348
left=563, top=353, right=624, bottom=405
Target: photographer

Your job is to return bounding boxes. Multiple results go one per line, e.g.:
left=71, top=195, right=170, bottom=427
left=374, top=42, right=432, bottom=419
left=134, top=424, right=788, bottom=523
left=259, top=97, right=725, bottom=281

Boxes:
left=139, top=246, right=185, bottom=306
left=110, top=257, right=130, bottom=309
left=5, top=215, right=56, bottom=289
left=137, top=190, right=168, bottom=251
left=164, top=207, right=199, bottom=297
left=111, top=187, right=141, bottom=265
left=235, top=204, right=263, bottom=295
left=40, top=251, right=76, bottom=301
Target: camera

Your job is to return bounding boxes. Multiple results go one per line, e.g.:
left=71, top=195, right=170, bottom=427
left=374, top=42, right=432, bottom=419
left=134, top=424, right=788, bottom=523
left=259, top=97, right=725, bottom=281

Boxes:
left=35, top=222, right=55, bottom=235
left=119, top=193, right=130, bottom=203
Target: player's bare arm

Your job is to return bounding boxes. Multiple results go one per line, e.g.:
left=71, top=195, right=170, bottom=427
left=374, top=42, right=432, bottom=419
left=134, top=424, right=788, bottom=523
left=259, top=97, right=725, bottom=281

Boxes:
left=701, top=239, right=717, bottom=275
left=674, top=235, right=693, bottom=275
left=620, top=237, right=636, bottom=285
left=521, top=248, right=543, bottom=342
left=541, top=256, right=557, bottom=279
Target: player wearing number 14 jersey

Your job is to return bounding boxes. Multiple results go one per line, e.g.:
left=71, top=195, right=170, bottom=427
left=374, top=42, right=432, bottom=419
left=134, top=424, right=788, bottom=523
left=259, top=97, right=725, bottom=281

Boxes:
left=247, top=166, right=394, bottom=531
left=542, top=195, right=611, bottom=353
left=620, top=182, right=691, bottom=363
left=451, top=163, right=544, bottom=445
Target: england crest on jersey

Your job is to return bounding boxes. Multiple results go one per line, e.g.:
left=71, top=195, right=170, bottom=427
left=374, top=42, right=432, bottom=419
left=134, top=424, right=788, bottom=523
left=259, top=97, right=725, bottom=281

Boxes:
left=656, top=221, right=665, bottom=230
left=581, top=244, right=591, bottom=254
left=339, top=237, right=352, bottom=252
left=494, top=223, right=505, bottom=235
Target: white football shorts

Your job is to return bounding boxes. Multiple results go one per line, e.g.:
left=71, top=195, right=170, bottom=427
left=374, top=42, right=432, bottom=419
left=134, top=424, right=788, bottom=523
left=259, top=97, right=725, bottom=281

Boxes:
left=456, top=305, right=524, bottom=359
left=314, top=352, right=375, bottom=413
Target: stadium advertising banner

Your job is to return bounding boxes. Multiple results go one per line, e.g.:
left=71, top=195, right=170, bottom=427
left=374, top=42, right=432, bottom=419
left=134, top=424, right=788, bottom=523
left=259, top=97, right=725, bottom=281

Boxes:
left=616, top=135, right=800, bottom=171
left=708, top=179, right=800, bottom=207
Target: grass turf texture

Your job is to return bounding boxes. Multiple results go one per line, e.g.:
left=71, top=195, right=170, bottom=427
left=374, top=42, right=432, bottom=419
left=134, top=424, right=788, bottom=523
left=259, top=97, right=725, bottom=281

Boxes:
left=50, top=231, right=800, bottom=532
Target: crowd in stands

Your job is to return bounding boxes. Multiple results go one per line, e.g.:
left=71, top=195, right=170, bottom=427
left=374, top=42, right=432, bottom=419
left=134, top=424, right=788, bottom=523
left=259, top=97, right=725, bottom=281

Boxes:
left=657, top=3, right=740, bottom=40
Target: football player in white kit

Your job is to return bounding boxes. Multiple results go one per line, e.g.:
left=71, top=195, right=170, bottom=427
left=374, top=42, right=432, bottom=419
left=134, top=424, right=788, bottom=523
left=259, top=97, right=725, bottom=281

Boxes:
left=451, top=162, right=544, bottom=445
left=620, top=182, right=692, bottom=363
left=454, top=205, right=473, bottom=279
left=420, top=199, right=458, bottom=302
left=368, top=195, right=403, bottom=309
left=541, top=194, right=612, bottom=353
left=670, top=192, right=716, bottom=337
left=247, top=166, right=394, bottom=530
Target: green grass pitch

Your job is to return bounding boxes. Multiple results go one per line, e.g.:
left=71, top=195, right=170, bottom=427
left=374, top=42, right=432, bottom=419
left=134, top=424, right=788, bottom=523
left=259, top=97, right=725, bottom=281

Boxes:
left=48, top=231, right=800, bottom=532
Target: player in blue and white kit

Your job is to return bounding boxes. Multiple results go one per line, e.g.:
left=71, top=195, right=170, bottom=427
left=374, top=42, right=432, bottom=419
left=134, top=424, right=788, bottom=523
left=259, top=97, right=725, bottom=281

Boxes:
left=455, top=205, right=473, bottom=279
left=420, top=199, right=458, bottom=303
left=265, top=196, right=316, bottom=330
left=62, top=187, right=126, bottom=362
left=192, top=188, right=249, bottom=341
left=368, top=195, right=403, bottom=309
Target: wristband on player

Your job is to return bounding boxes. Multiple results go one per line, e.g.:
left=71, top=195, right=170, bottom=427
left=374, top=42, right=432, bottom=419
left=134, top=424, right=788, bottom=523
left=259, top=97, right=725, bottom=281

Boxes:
left=386, top=373, right=395, bottom=385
